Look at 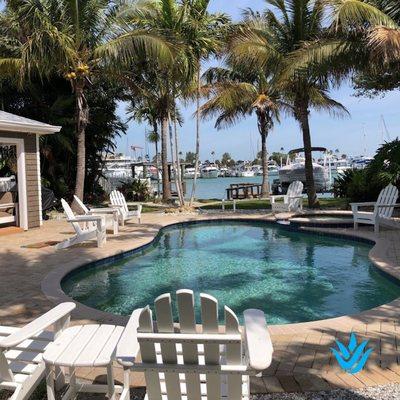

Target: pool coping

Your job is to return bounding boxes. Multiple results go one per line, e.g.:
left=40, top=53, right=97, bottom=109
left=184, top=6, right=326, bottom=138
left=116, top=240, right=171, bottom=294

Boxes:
left=40, top=213, right=400, bottom=333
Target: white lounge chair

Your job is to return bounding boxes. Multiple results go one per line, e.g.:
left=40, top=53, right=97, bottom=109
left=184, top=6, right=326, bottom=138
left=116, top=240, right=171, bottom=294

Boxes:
left=109, top=190, right=142, bottom=225
left=270, top=181, right=304, bottom=213
left=56, top=199, right=106, bottom=249
left=351, top=183, right=399, bottom=233
left=0, top=302, right=75, bottom=400
left=117, top=289, right=273, bottom=400
left=73, top=195, right=119, bottom=235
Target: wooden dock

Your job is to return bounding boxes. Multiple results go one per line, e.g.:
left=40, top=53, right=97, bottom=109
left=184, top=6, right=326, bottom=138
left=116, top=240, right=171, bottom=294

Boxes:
left=226, top=183, right=262, bottom=200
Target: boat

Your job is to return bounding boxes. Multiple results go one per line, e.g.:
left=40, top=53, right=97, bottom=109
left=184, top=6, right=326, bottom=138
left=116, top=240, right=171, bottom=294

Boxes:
left=351, top=156, right=373, bottom=170
left=183, top=167, right=199, bottom=179
left=239, top=166, right=255, bottom=177
left=267, top=165, right=279, bottom=177
left=200, top=165, right=219, bottom=179
left=218, top=167, right=229, bottom=177
left=278, top=147, right=329, bottom=191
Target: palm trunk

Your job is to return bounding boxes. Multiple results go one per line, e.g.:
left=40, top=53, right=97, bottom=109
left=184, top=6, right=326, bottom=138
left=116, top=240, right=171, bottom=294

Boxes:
left=297, top=102, right=319, bottom=208
left=189, top=66, right=201, bottom=206
left=257, top=111, right=269, bottom=198
left=260, top=132, right=269, bottom=198
left=168, top=116, right=183, bottom=204
left=161, top=116, right=171, bottom=202
left=153, top=121, right=161, bottom=199
left=173, top=116, right=185, bottom=206
left=72, top=82, right=89, bottom=207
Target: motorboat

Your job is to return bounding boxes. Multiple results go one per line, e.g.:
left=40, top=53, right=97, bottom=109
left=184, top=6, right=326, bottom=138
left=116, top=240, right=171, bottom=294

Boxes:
left=200, top=165, right=219, bottom=179
left=278, top=147, right=329, bottom=191
left=239, top=166, right=255, bottom=177
left=184, top=167, right=199, bottom=179
left=351, top=156, right=373, bottom=170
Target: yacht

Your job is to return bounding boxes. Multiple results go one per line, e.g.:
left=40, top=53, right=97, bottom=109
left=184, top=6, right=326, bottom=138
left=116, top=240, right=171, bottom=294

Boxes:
left=351, top=156, right=373, bottom=170
left=239, top=166, right=255, bottom=177
left=102, top=154, right=136, bottom=179
left=184, top=167, right=199, bottom=179
left=218, top=167, right=229, bottom=177
left=268, top=165, right=279, bottom=178
left=278, top=148, right=329, bottom=191
left=200, top=165, right=219, bottom=179
left=334, top=159, right=352, bottom=175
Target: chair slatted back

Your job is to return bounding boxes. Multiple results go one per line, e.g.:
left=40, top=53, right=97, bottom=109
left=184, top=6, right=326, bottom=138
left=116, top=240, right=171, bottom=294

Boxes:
left=73, top=195, right=90, bottom=215
left=287, top=181, right=303, bottom=210
left=137, top=290, right=243, bottom=400
left=61, top=199, right=82, bottom=235
left=110, top=190, right=129, bottom=216
left=376, top=184, right=399, bottom=218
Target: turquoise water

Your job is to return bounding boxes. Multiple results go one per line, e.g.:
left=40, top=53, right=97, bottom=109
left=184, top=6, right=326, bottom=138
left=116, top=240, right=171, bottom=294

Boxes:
left=62, top=221, right=400, bottom=324
left=183, top=174, right=338, bottom=199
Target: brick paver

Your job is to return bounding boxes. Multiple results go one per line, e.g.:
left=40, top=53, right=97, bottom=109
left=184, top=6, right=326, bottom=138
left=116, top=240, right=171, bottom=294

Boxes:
left=1, top=211, right=400, bottom=393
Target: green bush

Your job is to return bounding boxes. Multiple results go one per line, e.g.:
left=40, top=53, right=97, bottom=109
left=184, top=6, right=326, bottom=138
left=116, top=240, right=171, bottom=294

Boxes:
left=117, top=179, right=152, bottom=202
left=333, top=139, right=400, bottom=202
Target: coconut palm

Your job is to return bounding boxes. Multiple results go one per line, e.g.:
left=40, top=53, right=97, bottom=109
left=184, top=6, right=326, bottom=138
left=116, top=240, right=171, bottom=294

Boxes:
left=181, top=1, right=230, bottom=206
left=201, top=67, right=285, bottom=197
left=0, top=0, right=173, bottom=204
left=228, top=1, right=348, bottom=207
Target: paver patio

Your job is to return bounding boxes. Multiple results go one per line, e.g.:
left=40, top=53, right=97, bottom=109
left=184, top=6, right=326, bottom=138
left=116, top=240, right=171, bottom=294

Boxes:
left=1, top=211, right=400, bottom=394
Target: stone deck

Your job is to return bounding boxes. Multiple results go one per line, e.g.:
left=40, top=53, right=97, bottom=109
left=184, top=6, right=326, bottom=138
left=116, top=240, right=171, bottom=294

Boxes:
left=1, top=212, right=400, bottom=394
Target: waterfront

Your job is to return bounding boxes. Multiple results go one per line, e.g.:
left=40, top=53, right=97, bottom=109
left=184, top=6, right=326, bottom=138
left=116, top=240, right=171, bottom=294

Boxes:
left=182, top=174, right=338, bottom=200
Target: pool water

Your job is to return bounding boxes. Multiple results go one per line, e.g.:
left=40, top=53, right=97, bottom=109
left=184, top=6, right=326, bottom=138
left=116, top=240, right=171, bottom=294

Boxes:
left=62, top=221, right=400, bottom=324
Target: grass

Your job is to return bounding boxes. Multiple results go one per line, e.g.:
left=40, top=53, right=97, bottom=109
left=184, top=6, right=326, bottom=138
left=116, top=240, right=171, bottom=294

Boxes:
left=199, top=197, right=349, bottom=211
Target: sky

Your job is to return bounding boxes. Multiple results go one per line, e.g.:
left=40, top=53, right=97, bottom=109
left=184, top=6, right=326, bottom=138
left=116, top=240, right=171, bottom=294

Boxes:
left=115, top=0, right=400, bottom=160
left=1, top=0, right=397, bottom=161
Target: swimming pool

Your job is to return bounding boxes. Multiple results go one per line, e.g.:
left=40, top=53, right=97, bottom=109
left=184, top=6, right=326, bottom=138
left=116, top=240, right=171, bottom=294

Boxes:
left=62, top=221, right=400, bottom=324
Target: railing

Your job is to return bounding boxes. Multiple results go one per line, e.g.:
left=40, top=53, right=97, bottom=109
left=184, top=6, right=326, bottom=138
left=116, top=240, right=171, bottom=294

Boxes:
left=226, top=183, right=262, bottom=200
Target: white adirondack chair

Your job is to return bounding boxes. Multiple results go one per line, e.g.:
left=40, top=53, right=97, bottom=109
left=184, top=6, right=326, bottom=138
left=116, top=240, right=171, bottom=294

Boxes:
left=73, top=195, right=119, bottom=235
left=0, top=303, right=75, bottom=400
left=56, top=199, right=106, bottom=249
left=270, top=181, right=304, bottom=213
left=117, top=289, right=273, bottom=400
left=109, top=190, right=142, bottom=225
left=351, top=183, right=399, bottom=233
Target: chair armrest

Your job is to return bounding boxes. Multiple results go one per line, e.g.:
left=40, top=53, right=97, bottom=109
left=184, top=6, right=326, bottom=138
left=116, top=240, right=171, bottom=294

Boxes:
left=376, top=204, right=400, bottom=208
left=270, top=195, right=284, bottom=204
left=288, top=196, right=303, bottom=200
left=116, top=308, right=143, bottom=367
left=350, top=202, right=376, bottom=207
left=243, top=309, right=273, bottom=371
left=109, top=204, right=124, bottom=208
left=0, top=303, right=76, bottom=349
left=67, top=215, right=104, bottom=223
left=89, top=208, right=118, bottom=214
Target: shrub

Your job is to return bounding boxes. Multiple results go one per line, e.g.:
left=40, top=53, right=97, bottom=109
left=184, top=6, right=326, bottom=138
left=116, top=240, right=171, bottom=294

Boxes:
left=333, top=139, right=400, bottom=202
left=117, top=179, right=152, bottom=202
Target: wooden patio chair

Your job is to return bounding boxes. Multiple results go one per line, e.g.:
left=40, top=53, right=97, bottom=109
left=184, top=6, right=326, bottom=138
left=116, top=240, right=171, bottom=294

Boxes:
left=270, top=181, right=304, bottom=213
left=116, top=289, right=273, bottom=400
left=56, top=199, right=106, bottom=249
left=109, top=190, right=142, bottom=225
left=351, top=183, right=399, bottom=233
left=0, top=303, right=75, bottom=400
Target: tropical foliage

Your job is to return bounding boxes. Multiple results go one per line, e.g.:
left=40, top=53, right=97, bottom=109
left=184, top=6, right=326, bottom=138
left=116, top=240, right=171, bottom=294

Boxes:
left=334, top=139, right=400, bottom=202
left=0, top=0, right=399, bottom=207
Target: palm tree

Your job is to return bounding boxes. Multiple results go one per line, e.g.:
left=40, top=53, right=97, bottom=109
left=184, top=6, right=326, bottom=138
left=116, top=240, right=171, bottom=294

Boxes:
left=0, top=0, right=172, bottom=204
left=201, top=68, right=284, bottom=197
left=182, top=1, right=230, bottom=206
left=228, top=1, right=348, bottom=207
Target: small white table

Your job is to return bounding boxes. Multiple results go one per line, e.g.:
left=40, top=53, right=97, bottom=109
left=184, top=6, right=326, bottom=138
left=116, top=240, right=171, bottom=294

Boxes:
left=89, top=208, right=120, bottom=235
left=43, top=324, right=124, bottom=400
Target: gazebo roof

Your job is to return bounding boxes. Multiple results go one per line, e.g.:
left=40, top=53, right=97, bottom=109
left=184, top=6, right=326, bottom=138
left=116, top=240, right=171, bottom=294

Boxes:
left=0, top=111, right=61, bottom=135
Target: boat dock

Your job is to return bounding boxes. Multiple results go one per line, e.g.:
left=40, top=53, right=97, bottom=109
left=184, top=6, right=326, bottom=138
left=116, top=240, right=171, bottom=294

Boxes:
left=226, top=183, right=262, bottom=200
